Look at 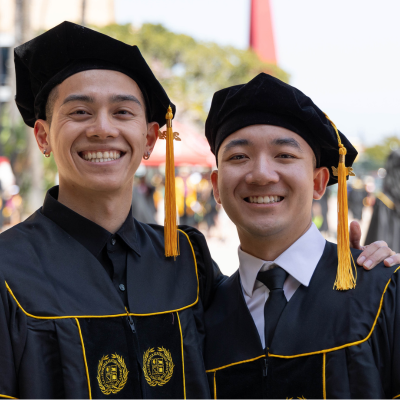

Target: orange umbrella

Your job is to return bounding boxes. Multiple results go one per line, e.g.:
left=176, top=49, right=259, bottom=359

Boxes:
left=142, top=121, right=216, bottom=167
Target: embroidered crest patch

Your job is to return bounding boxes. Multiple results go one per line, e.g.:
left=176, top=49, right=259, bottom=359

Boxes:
left=143, top=347, right=175, bottom=386
left=97, top=353, right=129, bottom=395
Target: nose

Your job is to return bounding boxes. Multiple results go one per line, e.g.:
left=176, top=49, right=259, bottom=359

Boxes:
left=86, top=110, right=119, bottom=139
left=245, top=157, right=279, bottom=186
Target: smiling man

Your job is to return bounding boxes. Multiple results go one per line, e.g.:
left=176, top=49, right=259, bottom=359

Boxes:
left=203, top=73, right=400, bottom=399
left=0, top=22, right=223, bottom=399
left=0, top=25, right=396, bottom=400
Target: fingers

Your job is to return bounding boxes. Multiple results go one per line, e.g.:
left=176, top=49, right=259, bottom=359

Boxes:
left=384, top=253, right=400, bottom=268
left=357, top=240, right=392, bottom=269
left=349, top=221, right=362, bottom=249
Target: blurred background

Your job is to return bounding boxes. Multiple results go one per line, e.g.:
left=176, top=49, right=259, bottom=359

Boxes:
left=0, top=0, right=399, bottom=274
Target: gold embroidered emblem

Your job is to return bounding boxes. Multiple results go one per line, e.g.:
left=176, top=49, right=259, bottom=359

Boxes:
left=143, top=347, right=175, bottom=386
left=97, top=354, right=129, bottom=395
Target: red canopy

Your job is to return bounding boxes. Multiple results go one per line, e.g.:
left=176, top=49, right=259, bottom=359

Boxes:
left=142, top=121, right=216, bottom=167
left=250, top=0, right=277, bottom=64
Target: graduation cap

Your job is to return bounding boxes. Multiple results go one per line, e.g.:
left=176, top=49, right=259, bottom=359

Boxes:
left=205, top=73, right=358, bottom=290
left=14, top=21, right=179, bottom=258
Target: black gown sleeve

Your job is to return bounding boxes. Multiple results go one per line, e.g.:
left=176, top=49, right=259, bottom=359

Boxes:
left=365, top=198, right=400, bottom=253
left=370, top=268, right=400, bottom=398
left=178, top=225, right=227, bottom=310
left=0, top=277, right=18, bottom=398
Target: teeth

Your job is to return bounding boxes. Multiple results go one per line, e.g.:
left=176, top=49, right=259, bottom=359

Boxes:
left=81, top=150, right=122, bottom=162
left=248, top=196, right=282, bottom=204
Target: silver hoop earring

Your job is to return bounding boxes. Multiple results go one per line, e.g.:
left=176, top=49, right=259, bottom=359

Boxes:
left=143, top=152, right=151, bottom=160
left=43, top=149, right=50, bottom=158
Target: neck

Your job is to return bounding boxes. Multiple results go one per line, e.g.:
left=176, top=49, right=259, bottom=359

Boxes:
left=238, top=218, right=312, bottom=261
left=57, top=180, right=133, bottom=233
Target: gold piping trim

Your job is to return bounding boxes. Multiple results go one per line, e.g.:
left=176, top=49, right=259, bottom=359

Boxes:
left=75, top=318, right=92, bottom=399
left=0, top=395, right=17, bottom=399
left=377, top=192, right=395, bottom=210
left=5, top=281, right=128, bottom=320
left=178, top=228, right=200, bottom=306
left=4, top=228, right=199, bottom=319
left=269, top=266, right=400, bottom=359
left=206, top=354, right=266, bottom=373
left=176, top=312, right=186, bottom=399
left=322, top=353, right=326, bottom=399
left=393, top=394, right=400, bottom=399
left=213, top=371, right=217, bottom=399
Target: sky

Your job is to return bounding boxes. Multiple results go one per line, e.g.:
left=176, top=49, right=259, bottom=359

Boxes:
left=115, top=0, right=400, bottom=146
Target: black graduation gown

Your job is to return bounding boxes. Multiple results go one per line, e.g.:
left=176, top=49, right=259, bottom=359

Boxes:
left=204, top=241, right=400, bottom=399
left=0, top=210, right=222, bottom=399
left=366, top=193, right=400, bottom=253
left=348, top=187, right=367, bottom=221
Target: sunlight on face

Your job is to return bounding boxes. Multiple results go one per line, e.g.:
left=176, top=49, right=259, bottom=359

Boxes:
left=43, top=69, right=156, bottom=194
left=211, top=125, right=327, bottom=243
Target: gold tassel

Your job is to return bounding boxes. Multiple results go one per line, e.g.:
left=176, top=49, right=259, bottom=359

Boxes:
left=158, top=106, right=181, bottom=258
left=324, top=113, right=357, bottom=290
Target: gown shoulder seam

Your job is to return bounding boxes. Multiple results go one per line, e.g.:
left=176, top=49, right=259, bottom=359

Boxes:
left=205, top=354, right=266, bottom=373
left=4, top=229, right=199, bottom=318
left=268, top=265, right=400, bottom=359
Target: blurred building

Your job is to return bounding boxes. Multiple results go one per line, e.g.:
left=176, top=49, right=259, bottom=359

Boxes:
left=0, top=0, right=115, bottom=212
left=1, top=0, right=115, bottom=32
left=0, top=0, right=115, bottom=104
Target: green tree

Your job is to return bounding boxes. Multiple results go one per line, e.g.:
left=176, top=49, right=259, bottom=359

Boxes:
left=364, top=136, right=400, bottom=164
left=0, top=108, right=30, bottom=196
left=1, top=23, right=290, bottom=197
left=0, top=107, right=57, bottom=195
left=96, top=23, right=289, bottom=127
left=356, top=135, right=400, bottom=174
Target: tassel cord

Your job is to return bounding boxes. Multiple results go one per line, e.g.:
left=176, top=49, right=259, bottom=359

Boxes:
left=334, top=149, right=357, bottom=290
left=163, top=108, right=179, bottom=258
left=324, top=112, right=357, bottom=290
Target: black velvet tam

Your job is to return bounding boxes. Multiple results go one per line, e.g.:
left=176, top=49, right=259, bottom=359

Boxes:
left=14, top=21, right=175, bottom=127
left=205, top=73, right=357, bottom=186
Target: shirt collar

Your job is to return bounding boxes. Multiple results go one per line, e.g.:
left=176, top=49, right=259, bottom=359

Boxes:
left=41, top=186, right=140, bottom=257
left=238, top=223, right=326, bottom=297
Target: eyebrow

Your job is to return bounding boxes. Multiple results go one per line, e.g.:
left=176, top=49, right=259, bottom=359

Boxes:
left=222, top=139, right=253, bottom=156
left=61, top=94, right=142, bottom=107
left=271, top=137, right=303, bottom=151
left=110, top=94, right=142, bottom=107
left=61, top=94, right=95, bottom=106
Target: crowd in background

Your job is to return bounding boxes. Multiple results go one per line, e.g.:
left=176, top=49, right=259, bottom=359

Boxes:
left=131, top=166, right=219, bottom=235
left=1, top=150, right=399, bottom=254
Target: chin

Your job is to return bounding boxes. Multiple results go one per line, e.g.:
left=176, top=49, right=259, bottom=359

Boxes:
left=242, top=220, right=285, bottom=238
left=81, top=178, right=125, bottom=193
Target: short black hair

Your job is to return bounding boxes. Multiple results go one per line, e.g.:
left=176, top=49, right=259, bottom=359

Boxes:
left=45, top=86, right=59, bottom=126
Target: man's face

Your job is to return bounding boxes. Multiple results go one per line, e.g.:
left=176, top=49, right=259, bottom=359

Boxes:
left=35, top=69, right=158, bottom=194
left=211, top=125, right=328, bottom=242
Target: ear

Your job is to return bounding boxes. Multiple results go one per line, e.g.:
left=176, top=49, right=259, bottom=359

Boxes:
left=34, top=119, right=51, bottom=154
left=313, top=166, right=330, bottom=200
left=145, top=122, right=159, bottom=154
left=210, top=169, right=221, bottom=205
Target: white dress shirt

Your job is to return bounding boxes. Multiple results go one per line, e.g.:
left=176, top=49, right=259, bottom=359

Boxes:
left=238, top=223, right=326, bottom=348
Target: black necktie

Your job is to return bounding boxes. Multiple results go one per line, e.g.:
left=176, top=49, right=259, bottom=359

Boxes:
left=256, top=265, right=288, bottom=350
